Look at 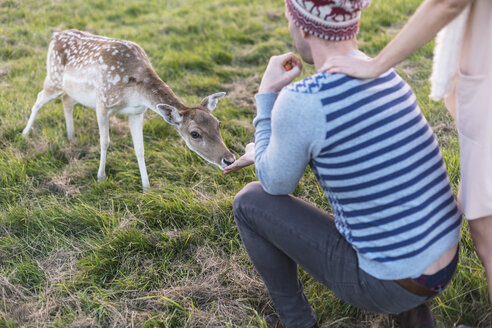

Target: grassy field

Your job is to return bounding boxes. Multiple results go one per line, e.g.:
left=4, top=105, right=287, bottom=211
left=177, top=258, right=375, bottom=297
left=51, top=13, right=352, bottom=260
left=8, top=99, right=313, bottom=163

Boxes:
left=0, top=0, right=490, bottom=327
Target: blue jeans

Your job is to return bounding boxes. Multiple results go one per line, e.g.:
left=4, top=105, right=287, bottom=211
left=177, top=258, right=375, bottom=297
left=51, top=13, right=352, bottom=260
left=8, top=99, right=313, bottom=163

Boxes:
left=233, top=182, right=431, bottom=328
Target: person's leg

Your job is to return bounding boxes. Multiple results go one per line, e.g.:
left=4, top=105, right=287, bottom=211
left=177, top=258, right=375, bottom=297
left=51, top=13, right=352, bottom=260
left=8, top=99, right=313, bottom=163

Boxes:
left=233, top=182, right=429, bottom=327
left=468, top=215, right=492, bottom=304
left=233, top=182, right=338, bottom=328
left=398, top=303, right=435, bottom=328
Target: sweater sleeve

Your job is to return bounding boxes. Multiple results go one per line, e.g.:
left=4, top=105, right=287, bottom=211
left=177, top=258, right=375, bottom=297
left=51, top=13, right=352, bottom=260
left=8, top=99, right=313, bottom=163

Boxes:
left=253, top=90, right=321, bottom=195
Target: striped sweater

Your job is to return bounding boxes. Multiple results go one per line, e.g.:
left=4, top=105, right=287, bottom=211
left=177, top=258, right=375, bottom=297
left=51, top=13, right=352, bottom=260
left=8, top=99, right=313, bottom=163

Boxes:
left=253, top=52, right=462, bottom=280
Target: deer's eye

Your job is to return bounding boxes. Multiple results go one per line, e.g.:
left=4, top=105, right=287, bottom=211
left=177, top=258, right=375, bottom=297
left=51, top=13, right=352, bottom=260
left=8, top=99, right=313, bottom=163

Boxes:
left=190, top=131, right=201, bottom=139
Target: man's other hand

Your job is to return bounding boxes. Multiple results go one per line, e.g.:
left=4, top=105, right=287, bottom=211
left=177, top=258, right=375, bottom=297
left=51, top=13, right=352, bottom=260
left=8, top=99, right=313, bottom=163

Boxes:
left=258, top=53, right=302, bottom=94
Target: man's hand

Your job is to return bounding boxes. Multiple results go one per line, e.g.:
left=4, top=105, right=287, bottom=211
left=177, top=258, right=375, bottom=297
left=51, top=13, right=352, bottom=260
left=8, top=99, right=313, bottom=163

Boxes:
left=224, top=143, right=255, bottom=175
left=258, top=53, right=302, bottom=94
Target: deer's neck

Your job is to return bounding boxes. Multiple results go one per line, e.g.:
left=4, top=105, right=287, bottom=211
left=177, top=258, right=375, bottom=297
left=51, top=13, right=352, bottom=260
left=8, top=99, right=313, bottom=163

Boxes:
left=142, top=70, right=187, bottom=110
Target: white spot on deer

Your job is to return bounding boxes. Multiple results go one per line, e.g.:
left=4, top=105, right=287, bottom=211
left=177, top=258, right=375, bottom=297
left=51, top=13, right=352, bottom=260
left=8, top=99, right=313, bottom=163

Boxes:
left=112, top=49, right=118, bottom=55
left=122, top=75, right=129, bottom=83
left=111, top=66, right=115, bottom=71
left=110, top=74, right=121, bottom=85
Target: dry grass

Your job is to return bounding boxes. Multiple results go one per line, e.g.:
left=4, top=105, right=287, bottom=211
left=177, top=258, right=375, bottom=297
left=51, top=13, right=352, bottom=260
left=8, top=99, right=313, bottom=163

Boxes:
left=1, top=0, right=490, bottom=327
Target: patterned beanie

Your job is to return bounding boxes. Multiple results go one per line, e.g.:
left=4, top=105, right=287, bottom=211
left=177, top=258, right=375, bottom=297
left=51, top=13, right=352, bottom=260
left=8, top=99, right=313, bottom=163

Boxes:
left=285, top=0, right=371, bottom=41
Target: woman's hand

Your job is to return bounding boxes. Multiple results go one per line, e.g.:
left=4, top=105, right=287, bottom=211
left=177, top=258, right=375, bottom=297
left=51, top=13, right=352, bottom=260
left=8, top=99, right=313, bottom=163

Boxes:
left=258, top=53, right=303, bottom=94
left=320, top=55, right=383, bottom=79
left=224, top=143, right=255, bottom=175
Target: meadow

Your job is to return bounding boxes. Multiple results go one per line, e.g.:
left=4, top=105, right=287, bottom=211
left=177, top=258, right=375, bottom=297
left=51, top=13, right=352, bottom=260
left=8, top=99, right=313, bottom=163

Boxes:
left=0, top=0, right=490, bottom=327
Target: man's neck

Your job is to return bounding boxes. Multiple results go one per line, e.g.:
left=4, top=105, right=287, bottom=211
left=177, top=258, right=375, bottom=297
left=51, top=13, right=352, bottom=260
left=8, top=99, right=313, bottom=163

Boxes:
left=309, top=38, right=358, bottom=72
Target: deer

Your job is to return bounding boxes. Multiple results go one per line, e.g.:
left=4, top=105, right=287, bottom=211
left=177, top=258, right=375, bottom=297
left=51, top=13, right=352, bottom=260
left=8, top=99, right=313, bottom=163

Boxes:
left=22, top=29, right=236, bottom=191
left=324, top=6, right=356, bottom=22
left=307, top=0, right=336, bottom=16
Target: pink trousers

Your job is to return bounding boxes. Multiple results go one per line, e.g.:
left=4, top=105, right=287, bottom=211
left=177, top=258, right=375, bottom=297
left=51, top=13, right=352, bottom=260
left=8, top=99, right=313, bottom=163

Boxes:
left=456, top=0, right=492, bottom=220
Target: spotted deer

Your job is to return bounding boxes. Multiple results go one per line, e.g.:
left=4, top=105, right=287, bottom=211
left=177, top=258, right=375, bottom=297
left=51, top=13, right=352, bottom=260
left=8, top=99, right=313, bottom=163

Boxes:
left=22, top=29, right=235, bottom=191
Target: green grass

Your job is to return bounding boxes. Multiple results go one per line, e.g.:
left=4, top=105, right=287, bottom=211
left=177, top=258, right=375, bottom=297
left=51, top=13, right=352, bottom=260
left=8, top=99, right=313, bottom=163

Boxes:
left=0, top=0, right=490, bottom=327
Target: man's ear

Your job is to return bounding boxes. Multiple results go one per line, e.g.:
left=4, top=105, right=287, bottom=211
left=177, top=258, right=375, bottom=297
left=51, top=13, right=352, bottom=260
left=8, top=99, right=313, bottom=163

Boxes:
left=157, top=104, right=183, bottom=126
left=200, top=92, right=226, bottom=111
left=300, top=28, right=309, bottom=39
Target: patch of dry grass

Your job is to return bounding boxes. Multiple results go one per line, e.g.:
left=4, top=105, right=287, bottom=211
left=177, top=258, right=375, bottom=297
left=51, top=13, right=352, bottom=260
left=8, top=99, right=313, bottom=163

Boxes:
left=0, top=0, right=490, bottom=327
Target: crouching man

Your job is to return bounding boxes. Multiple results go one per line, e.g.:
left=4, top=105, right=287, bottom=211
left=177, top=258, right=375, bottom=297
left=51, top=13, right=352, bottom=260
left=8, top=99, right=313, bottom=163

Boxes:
left=224, top=1, right=461, bottom=327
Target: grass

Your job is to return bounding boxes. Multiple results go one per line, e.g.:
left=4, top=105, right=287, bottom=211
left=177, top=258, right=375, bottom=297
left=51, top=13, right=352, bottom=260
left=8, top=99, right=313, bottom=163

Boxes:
left=0, top=0, right=490, bottom=327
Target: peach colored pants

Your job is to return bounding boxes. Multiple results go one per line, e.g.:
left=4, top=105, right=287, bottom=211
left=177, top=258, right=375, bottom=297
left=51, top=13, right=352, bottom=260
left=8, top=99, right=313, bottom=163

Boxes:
left=455, top=0, right=492, bottom=220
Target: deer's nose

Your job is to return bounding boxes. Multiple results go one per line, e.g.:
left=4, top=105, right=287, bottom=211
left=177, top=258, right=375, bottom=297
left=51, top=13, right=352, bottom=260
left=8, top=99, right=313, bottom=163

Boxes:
left=222, top=155, right=235, bottom=167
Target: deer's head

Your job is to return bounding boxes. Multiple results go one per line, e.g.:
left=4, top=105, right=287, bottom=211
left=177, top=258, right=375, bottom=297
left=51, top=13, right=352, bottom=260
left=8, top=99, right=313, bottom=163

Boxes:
left=157, top=92, right=235, bottom=170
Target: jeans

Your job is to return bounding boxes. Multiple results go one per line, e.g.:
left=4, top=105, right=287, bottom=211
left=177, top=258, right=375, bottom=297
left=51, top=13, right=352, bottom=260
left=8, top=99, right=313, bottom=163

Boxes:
left=233, top=182, right=430, bottom=328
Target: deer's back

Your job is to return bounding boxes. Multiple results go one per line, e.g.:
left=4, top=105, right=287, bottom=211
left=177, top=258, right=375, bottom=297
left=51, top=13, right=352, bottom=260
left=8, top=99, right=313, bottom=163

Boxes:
left=46, top=30, right=155, bottom=109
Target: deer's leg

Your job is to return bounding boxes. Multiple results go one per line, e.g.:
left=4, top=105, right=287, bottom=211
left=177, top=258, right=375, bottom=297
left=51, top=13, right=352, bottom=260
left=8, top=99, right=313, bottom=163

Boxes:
left=128, top=113, right=150, bottom=191
left=62, top=94, right=77, bottom=141
left=22, top=88, right=62, bottom=137
left=96, top=104, right=110, bottom=182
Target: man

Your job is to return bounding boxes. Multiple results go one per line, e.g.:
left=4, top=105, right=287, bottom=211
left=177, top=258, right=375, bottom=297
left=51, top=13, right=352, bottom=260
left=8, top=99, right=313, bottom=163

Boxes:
left=225, top=1, right=462, bottom=327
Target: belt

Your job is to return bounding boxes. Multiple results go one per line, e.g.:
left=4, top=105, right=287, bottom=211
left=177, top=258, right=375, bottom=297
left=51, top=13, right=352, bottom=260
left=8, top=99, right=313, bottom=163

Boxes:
left=395, top=278, right=438, bottom=297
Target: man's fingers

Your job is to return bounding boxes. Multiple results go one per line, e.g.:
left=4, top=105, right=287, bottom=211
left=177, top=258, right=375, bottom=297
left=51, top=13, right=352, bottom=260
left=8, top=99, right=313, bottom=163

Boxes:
left=223, top=163, right=240, bottom=174
left=224, top=153, right=255, bottom=175
left=224, top=162, right=248, bottom=175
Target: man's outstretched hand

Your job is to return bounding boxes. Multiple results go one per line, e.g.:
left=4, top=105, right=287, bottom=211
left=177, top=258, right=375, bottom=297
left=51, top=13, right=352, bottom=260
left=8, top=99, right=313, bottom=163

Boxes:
left=224, top=143, right=255, bottom=175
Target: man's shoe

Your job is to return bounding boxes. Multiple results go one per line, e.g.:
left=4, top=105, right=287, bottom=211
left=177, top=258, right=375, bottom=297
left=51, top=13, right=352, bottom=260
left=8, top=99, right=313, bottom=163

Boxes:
left=265, top=315, right=285, bottom=328
left=399, top=302, right=435, bottom=328
left=264, top=314, right=319, bottom=328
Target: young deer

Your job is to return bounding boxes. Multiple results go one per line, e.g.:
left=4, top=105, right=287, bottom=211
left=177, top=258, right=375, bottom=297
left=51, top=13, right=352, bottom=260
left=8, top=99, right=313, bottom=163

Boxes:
left=22, top=30, right=235, bottom=191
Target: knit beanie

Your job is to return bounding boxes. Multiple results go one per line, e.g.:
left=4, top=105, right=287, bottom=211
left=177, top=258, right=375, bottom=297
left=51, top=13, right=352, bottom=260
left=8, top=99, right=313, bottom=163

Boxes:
left=285, top=0, right=371, bottom=41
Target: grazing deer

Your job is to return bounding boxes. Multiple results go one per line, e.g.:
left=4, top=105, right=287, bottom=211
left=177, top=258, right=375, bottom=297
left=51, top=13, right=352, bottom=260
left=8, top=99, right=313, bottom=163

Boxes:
left=22, top=29, right=235, bottom=191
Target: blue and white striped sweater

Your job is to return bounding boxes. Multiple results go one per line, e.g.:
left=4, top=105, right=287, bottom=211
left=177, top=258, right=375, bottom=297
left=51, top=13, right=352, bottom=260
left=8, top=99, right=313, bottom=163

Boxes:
left=254, top=61, right=462, bottom=280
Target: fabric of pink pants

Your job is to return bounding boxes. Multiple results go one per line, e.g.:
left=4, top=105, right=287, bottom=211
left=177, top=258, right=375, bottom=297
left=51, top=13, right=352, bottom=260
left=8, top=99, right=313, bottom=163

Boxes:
left=455, top=0, right=492, bottom=220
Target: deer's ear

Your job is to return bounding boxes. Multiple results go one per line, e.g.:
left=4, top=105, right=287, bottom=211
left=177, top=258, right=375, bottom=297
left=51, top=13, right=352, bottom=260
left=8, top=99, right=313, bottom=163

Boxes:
left=200, top=92, right=226, bottom=112
left=157, top=104, right=183, bottom=126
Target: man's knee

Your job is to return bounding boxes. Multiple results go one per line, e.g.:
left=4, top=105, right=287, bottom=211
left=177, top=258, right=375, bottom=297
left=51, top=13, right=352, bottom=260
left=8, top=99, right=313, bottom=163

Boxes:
left=233, top=181, right=266, bottom=214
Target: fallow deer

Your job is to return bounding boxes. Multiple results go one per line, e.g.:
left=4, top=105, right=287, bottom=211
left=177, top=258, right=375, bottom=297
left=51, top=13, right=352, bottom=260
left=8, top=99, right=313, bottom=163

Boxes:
left=22, top=29, right=236, bottom=191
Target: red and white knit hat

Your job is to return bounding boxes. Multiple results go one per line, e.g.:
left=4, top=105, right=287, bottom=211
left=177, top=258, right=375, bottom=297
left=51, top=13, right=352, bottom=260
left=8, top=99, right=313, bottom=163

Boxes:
left=285, top=0, right=371, bottom=41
